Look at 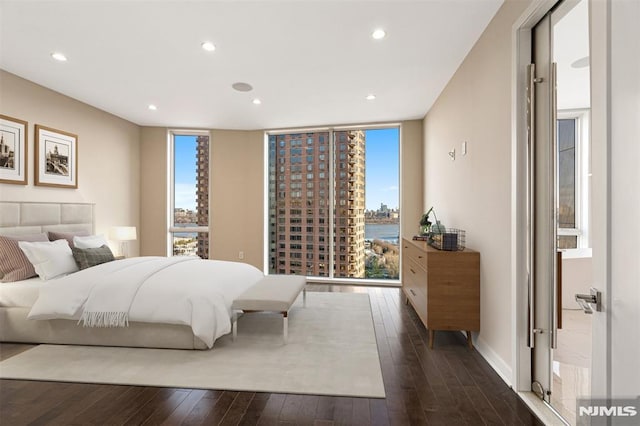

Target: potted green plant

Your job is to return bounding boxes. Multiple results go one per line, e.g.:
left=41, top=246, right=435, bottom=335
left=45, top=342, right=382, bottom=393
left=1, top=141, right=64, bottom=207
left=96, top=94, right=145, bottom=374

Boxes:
left=419, top=207, right=434, bottom=235
left=420, top=207, right=445, bottom=238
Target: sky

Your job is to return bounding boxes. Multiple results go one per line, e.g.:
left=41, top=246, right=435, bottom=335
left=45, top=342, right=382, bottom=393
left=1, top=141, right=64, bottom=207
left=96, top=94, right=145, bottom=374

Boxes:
left=173, top=129, right=400, bottom=212
left=174, top=135, right=197, bottom=211
left=364, top=128, right=399, bottom=211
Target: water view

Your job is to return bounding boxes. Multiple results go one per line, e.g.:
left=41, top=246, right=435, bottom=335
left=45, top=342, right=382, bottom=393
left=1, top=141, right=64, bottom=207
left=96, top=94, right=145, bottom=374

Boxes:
left=365, top=223, right=399, bottom=244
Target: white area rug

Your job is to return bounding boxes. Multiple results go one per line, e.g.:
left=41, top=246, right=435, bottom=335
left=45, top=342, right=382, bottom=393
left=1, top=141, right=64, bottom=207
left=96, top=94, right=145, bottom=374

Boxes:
left=0, top=292, right=385, bottom=398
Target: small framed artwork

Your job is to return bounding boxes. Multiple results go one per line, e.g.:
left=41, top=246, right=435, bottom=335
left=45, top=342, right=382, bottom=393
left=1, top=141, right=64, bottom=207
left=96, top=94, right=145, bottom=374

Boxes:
left=35, top=125, right=78, bottom=189
left=0, top=114, right=28, bottom=185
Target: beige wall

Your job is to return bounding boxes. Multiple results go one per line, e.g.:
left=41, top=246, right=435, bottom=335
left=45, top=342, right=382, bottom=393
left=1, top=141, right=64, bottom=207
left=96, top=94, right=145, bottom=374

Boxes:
left=400, top=120, right=424, bottom=240
left=140, top=127, right=168, bottom=256
left=422, top=0, right=533, bottom=376
left=0, top=70, right=141, bottom=255
left=210, top=130, right=264, bottom=268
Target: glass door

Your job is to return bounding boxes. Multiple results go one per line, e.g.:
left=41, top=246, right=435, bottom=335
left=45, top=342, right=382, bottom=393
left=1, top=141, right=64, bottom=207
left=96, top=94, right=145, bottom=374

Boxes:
left=551, top=3, right=593, bottom=419
left=529, top=1, right=598, bottom=424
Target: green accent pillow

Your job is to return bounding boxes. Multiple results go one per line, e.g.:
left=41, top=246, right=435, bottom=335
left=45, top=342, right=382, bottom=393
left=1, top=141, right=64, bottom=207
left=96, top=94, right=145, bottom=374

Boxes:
left=72, top=245, right=115, bottom=270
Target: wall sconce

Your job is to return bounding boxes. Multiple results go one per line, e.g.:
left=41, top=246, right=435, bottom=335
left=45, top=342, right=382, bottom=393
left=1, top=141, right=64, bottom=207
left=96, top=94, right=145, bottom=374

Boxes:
left=109, top=226, right=137, bottom=258
left=449, top=148, right=456, bottom=161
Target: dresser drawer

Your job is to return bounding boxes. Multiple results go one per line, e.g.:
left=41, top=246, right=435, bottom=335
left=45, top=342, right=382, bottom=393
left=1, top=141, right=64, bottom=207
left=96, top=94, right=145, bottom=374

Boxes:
left=403, top=241, right=428, bottom=269
left=403, top=283, right=428, bottom=325
left=405, top=256, right=427, bottom=291
left=403, top=256, right=428, bottom=324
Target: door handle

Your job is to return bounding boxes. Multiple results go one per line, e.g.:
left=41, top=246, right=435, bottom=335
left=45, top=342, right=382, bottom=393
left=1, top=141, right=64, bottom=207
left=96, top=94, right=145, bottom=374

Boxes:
left=575, top=288, right=602, bottom=314
left=526, top=63, right=536, bottom=349
left=550, top=61, right=559, bottom=349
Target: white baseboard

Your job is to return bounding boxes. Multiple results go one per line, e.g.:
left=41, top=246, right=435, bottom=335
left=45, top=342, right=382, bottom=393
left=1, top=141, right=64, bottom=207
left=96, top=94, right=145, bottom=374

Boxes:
left=472, top=333, right=513, bottom=387
left=465, top=334, right=569, bottom=424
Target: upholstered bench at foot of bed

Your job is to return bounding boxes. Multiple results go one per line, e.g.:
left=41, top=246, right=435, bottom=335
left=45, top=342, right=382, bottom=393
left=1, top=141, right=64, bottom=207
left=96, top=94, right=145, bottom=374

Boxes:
left=231, top=275, right=306, bottom=343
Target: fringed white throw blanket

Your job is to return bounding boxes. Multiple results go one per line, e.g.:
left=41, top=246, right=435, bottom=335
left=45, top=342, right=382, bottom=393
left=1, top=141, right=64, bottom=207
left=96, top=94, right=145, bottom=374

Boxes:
left=82, top=311, right=129, bottom=327
left=28, top=257, right=263, bottom=348
left=79, top=257, right=189, bottom=328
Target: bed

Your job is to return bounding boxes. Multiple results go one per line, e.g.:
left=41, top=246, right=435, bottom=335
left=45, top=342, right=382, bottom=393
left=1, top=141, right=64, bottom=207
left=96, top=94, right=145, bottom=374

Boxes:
left=0, top=201, right=262, bottom=350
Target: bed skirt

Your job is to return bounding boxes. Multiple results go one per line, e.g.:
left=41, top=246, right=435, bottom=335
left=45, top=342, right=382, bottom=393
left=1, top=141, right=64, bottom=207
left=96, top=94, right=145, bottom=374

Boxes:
left=0, top=307, right=207, bottom=350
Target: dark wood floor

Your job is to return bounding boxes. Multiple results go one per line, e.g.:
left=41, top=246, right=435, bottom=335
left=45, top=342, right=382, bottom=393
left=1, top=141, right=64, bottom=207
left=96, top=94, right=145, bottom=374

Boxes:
left=0, top=286, right=542, bottom=425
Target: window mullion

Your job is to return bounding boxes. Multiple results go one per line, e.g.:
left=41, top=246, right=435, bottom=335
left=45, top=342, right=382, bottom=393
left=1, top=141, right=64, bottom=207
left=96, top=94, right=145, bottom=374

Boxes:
left=328, top=129, right=335, bottom=279
left=574, top=117, right=582, bottom=247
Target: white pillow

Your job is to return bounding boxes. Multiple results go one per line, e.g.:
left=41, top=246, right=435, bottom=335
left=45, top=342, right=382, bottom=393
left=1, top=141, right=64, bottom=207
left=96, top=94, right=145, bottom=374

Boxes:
left=73, top=234, right=108, bottom=249
left=18, top=240, right=79, bottom=280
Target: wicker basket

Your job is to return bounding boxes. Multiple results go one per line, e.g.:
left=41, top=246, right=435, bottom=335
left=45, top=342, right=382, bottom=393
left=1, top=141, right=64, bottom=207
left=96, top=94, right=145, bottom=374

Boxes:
left=430, top=228, right=466, bottom=251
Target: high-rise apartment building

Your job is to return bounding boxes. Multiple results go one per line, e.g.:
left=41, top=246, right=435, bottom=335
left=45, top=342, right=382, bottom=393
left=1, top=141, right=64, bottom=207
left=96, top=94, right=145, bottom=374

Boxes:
left=335, top=130, right=366, bottom=277
left=268, top=131, right=365, bottom=278
left=196, top=135, right=209, bottom=259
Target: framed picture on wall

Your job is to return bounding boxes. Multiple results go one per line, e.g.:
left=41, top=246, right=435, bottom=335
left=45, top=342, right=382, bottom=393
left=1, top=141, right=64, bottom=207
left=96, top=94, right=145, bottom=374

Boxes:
left=35, top=125, right=78, bottom=188
left=0, top=114, right=28, bottom=185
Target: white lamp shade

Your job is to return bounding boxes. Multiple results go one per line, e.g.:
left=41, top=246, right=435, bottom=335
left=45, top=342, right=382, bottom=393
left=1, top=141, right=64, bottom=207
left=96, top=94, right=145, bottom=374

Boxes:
left=109, top=226, right=137, bottom=241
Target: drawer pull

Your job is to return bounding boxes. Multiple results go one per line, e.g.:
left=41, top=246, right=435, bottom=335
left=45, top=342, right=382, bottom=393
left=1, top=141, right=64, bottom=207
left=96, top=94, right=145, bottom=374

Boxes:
left=410, top=289, right=416, bottom=296
left=410, top=268, right=416, bottom=274
left=418, top=255, right=423, bottom=259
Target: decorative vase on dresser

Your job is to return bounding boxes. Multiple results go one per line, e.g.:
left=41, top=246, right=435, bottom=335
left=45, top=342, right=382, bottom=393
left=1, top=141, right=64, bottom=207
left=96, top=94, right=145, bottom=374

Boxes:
left=402, top=238, right=480, bottom=349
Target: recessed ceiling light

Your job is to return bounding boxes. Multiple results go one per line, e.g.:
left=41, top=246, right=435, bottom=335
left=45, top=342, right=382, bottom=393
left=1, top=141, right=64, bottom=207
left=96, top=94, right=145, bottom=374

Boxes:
left=51, top=52, right=67, bottom=62
left=571, top=56, right=589, bottom=69
left=252, top=98, right=262, bottom=105
left=372, top=29, right=386, bottom=40
left=232, top=82, right=253, bottom=92
left=201, top=41, right=216, bottom=52
left=366, top=94, right=376, bottom=100
left=148, top=104, right=157, bottom=111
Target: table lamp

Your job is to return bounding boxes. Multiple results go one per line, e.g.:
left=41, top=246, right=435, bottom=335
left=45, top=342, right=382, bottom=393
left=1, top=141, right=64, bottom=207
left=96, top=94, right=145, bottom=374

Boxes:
left=109, top=226, right=137, bottom=258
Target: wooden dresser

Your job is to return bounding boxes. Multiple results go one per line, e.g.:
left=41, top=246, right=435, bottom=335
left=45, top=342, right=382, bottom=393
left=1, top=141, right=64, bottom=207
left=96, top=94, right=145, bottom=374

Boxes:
left=402, top=238, right=480, bottom=349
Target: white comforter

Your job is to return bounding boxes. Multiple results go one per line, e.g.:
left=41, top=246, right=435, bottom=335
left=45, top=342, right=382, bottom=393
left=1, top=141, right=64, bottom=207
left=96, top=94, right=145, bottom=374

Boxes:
left=28, top=257, right=264, bottom=348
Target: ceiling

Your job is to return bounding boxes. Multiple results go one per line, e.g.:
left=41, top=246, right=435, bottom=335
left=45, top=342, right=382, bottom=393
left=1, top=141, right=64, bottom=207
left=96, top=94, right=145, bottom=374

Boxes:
left=0, top=0, right=503, bottom=130
left=554, top=0, right=590, bottom=110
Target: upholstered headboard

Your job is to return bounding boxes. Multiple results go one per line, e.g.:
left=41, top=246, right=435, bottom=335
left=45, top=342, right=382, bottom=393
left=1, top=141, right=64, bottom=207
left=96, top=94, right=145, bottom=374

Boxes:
left=0, top=201, right=94, bottom=237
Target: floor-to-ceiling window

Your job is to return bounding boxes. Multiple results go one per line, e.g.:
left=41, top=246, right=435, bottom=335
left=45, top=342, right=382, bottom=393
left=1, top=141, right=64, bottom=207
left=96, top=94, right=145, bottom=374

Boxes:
left=169, top=131, right=210, bottom=258
left=557, top=111, right=590, bottom=250
left=267, top=126, right=400, bottom=282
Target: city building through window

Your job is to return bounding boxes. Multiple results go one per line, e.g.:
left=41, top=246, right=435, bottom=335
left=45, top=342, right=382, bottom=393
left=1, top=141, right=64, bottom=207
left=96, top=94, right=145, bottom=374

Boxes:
left=268, top=127, right=400, bottom=281
left=169, top=132, right=209, bottom=258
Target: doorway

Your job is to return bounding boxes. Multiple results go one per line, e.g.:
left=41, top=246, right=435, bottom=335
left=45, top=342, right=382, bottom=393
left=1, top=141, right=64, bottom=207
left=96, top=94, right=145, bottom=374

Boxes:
left=528, top=0, right=594, bottom=424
